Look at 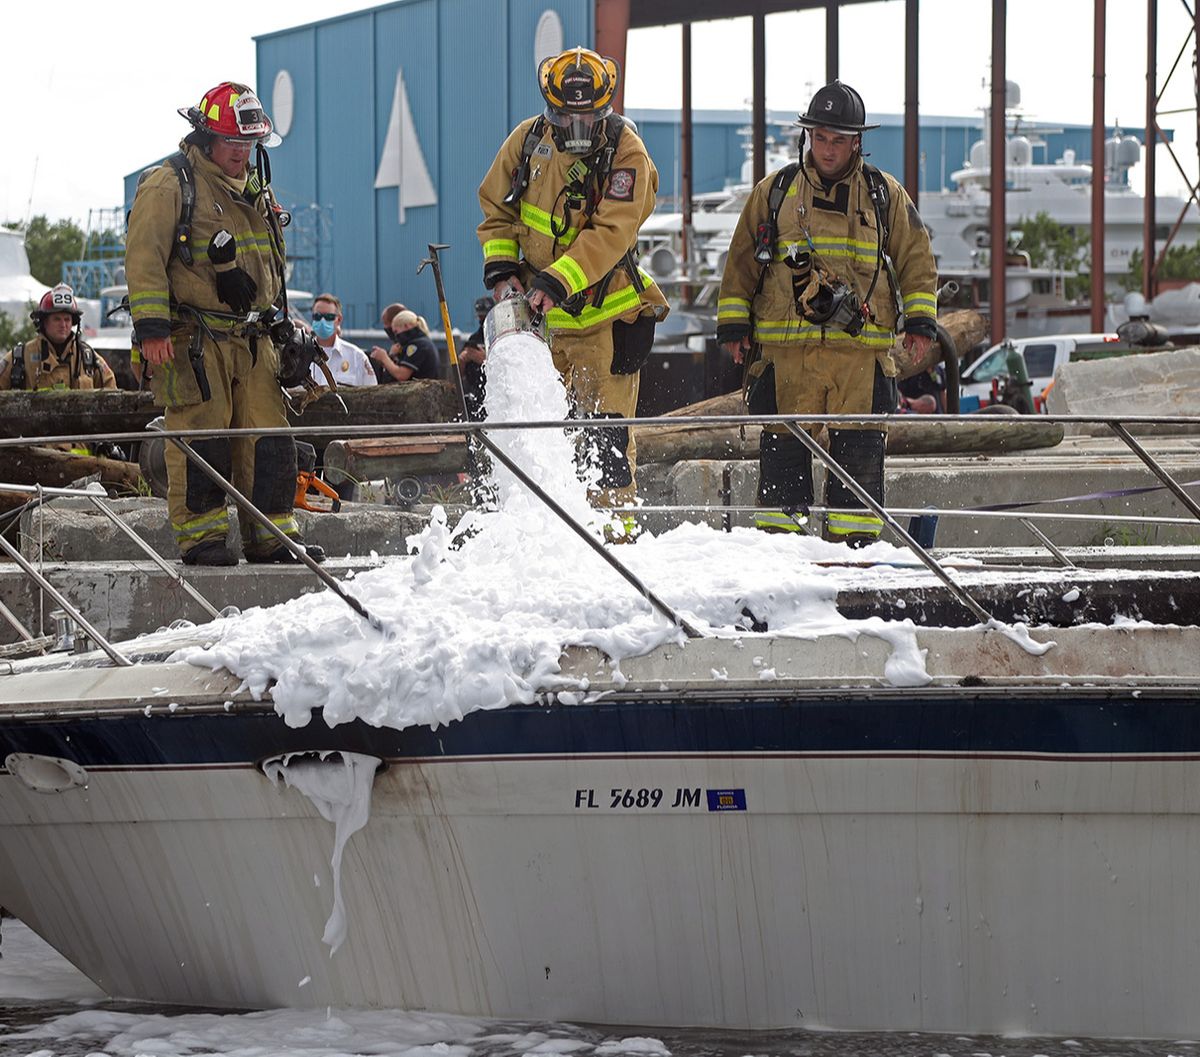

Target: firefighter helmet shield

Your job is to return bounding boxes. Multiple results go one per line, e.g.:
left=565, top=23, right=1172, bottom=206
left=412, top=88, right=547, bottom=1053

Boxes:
left=795, top=80, right=879, bottom=135
left=31, top=283, right=83, bottom=324
left=538, top=46, right=619, bottom=154
left=179, top=82, right=282, bottom=147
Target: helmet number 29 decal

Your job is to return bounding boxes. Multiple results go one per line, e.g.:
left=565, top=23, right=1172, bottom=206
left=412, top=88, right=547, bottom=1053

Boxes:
left=52, top=291, right=73, bottom=306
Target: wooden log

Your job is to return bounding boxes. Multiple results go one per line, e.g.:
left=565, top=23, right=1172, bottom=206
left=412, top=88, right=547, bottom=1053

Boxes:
left=635, top=415, right=1064, bottom=464
left=0, top=446, right=143, bottom=492
left=938, top=309, right=989, bottom=361
left=0, top=382, right=462, bottom=442
left=322, top=435, right=470, bottom=482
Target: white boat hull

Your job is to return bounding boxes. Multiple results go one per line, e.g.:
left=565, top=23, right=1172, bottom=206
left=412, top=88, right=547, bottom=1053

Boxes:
left=2, top=628, right=1199, bottom=1036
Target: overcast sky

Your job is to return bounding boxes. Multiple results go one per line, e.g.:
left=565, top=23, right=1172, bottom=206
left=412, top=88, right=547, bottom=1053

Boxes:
left=2, top=0, right=1197, bottom=228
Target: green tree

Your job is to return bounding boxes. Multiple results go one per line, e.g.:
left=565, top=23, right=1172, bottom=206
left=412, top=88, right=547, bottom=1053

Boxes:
left=1, top=215, right=85, bottom=286
left=1014, top=211, right=1091, bottom=300
left=1122, top=240, right=1200, bottom=292
left=0, top=307, right=35, bottom=349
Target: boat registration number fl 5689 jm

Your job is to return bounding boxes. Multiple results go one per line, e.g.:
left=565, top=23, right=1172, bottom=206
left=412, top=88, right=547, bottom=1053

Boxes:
left=572, top=786, right=746, bottom=810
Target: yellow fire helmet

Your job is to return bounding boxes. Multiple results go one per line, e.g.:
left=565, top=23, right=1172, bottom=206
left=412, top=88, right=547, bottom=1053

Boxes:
left=537, top=47, right=619, bottom=153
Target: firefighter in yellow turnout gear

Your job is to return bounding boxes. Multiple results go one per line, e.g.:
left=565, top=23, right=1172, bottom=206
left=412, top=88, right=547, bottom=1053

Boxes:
left=718, top=81, right=938, bottom=546
left=477, top=47, right=668, bottom=509
left=0, top=284, right=115, bottom=393
left=125, top=81, right=324, bottom=566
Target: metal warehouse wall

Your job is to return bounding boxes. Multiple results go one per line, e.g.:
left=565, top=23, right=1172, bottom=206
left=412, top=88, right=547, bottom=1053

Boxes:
left=249, top=0, right=593, bottom=330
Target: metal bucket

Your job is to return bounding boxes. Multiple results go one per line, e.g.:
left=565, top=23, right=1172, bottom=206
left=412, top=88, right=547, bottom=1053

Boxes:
left=483, top=293, right=547, bottom=352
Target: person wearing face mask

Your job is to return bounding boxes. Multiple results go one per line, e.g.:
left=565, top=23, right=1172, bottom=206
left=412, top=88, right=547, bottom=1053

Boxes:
left=476, top=46, right=668, bottom=521
left=125, top=81, right=325, bottom=567
left=307, top=294, right=376, bottom=387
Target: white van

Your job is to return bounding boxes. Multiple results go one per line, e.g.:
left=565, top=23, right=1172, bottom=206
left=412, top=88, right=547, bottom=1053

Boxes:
left=959, top=332, right=1154, bottom=411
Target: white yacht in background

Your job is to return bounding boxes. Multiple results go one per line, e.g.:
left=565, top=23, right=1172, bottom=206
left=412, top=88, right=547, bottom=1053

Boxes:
left=0, top=229, right=47, bottom=326
left=923, top=116, right=1200, bottom=294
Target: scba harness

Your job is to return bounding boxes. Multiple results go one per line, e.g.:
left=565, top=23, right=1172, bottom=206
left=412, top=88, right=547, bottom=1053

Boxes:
left=9, top=338, right=103, bottom=390
left=129, top=150, right=312, bottom=398
left=502, top=114, right=645, bottom=315
left=752, top=161, right=905, bottom=335
left=134, top=150, right=292, bottom=269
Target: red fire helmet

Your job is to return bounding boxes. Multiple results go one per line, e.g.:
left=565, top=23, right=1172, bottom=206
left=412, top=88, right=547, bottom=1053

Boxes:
left=179, top=82, right=281, bottom=146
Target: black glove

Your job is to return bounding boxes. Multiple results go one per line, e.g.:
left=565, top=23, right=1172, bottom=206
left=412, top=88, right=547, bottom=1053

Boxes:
left=209, top=230, right=258, bottom=315
left=208, top=229, right=237, bottom=266
left=530, top=270, right=568, bottom=306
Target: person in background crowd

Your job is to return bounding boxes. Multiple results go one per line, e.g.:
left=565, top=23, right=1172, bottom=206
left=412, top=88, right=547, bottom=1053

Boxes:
left=308, top=293, right=376, bottom=387
left=897, top=363, right=945, bottom=413
left=458, top=295, right=493, bottom=419
left=381, top=302, right=431, bottom=337
left=371, top=309, right=440, bottom=382
left=0, top=284, right=115, bottom=392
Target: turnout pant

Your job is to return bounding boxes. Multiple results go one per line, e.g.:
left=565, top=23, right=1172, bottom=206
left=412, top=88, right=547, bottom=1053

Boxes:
left=152, top=329, right=299, bottom=558
left=549, top=324, right=639, bottom=508
left=753, top=341, right=897, bottom=543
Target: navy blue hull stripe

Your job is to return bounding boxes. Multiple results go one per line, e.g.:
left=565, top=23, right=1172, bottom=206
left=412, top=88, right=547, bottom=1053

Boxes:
left=3, top=693, right=1200, bottom=769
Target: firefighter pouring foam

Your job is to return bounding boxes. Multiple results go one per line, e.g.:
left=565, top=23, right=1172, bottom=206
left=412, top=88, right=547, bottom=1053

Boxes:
left=477, top=47, right=669, bottom=535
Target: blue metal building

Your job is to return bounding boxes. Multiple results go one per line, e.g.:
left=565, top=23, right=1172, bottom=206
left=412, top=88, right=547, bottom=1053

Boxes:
left=119, top=0, right=1156, bottom=332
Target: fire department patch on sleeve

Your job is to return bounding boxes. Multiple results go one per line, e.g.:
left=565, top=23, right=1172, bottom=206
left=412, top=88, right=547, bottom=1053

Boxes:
left=606, top=168, right=636, bottom=201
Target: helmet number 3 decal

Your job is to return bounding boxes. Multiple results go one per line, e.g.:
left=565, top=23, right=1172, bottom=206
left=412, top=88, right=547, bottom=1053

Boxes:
left=824, top=99, right=834, bottom=110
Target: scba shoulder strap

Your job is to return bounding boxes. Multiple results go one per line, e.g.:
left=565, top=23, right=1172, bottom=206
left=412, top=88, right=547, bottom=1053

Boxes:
left=131, top=152, right=198, bottom=266
left=504, top=113, right=629, bottom=217
left=10, top=343, right=25, bottom=389
left=753, top=161, right=901, bottom=320
left=164, top=151, right=198, bottom=266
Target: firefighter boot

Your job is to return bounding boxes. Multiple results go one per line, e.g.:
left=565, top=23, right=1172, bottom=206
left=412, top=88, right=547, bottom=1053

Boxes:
left=824, top=429, right=886, bottom=547
left=754, top=429, right=814, bottom=533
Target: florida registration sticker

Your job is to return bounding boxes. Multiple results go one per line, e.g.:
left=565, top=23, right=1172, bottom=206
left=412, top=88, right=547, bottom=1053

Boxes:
left=706, top=788, right=747, bottom=812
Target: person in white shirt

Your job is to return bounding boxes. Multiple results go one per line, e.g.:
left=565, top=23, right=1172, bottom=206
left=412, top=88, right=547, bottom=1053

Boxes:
left=308, top=293, right=377, bottom=387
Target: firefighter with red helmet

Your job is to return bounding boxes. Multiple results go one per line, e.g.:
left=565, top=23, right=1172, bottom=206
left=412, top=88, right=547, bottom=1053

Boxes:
left=125, top=81, right=324, bottom=566
left=477, top=47, right=668, bottom=520
left=0, top=284, right=115, bottom=391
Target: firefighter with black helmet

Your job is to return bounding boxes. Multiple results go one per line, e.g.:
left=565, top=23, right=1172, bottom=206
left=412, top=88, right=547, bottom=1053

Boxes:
left=0, top=284, right=115, bottom=392
left=718, top=80, right=938, bottom=545
left=125, top=81, right=324, bottom=567
left=477, top=46, right=669, bottom=517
